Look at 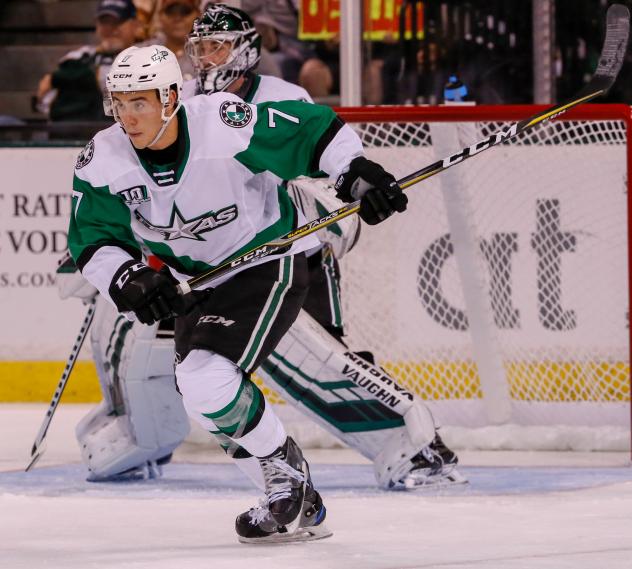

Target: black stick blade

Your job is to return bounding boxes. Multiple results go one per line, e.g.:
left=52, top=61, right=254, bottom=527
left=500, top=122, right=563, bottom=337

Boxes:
left=594, top=4, right=629, bottom=82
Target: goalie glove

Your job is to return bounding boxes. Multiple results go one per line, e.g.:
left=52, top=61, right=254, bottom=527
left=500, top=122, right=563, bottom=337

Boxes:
left=109, top=260, right=184, bottom=325
left=334, top=156, right=407, bottom=225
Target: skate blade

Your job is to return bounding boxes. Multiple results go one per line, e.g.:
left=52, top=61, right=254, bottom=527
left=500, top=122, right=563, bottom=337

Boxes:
left=238, top=523, right=333, bottom=545
left=403, top=466, right=469, bottom=489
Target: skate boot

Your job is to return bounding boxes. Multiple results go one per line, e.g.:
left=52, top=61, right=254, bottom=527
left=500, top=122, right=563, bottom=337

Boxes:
left=405, top=433, right=467, bottom=488
left=257, top=437, right=309, bottom=531
left=235, top=480, right=332, bottom=544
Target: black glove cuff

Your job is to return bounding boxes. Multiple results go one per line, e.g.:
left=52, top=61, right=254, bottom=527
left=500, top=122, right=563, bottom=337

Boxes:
left=111, top=259, right=150, bottom=290
left=334, top=156, right=365, bottom=203
left=109, top=260, right=151, bottom=311
left=335, top=156, right=397, bottom=203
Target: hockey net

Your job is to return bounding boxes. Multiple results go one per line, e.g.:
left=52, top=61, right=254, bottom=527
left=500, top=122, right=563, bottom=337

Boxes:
left=257, top=104, right=632, bottom=451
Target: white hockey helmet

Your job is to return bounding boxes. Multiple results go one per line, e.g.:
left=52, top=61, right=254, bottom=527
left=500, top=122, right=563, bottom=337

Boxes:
left=105, top=45, right=183, bottom=144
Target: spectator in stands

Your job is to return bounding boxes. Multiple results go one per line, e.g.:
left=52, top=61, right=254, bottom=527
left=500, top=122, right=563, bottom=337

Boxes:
left=134, top=0, right=159, bottom=40
left=299, top=37, right=339, bottom=99
left=36, top=0, right=139, bottom=121
left=0, top=115, right=25, bottom=127
left=141, top=0, right=200, bottom=81
left=244, top=0, right=337, bottom=98
left=252, top=0, right=308, bottom=83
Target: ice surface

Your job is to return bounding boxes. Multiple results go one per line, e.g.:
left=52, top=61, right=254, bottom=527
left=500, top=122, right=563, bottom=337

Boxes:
left=1, top=404, right=631, bottom=569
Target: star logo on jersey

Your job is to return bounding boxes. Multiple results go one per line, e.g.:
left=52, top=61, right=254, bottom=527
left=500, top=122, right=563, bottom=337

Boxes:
left=134, top=203, right=239, bottom=241
left=220, top=101, right=252, bottom=128
left=75, top=139, right=94, bottom=169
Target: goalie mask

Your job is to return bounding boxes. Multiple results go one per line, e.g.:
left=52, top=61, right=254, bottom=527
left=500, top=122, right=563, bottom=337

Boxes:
left=185, top=3, right=261, bottom=95
left=105, top=45, right=183, bottom=147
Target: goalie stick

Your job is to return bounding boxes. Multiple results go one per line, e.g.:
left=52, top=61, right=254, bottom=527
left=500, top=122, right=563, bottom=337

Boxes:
left=177, top=4, right=629, bottom=297
left=25, top=298, right=96, bottom=472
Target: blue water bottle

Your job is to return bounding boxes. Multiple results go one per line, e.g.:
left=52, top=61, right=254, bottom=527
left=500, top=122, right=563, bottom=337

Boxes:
left=444, top=75, right=469, bottom=103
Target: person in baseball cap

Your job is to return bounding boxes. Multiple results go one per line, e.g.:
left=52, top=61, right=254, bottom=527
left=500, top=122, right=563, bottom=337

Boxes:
left=96, top=0, right=138, bottom=22
left=140, top=0, right=199, bottom=79
left=95, top=0, right=140, bottom=54
left=35, top=0, right=140, bottom=120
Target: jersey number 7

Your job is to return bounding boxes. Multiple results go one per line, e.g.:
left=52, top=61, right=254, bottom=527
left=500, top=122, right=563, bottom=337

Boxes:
left=268, top=108, right=300, bottom=128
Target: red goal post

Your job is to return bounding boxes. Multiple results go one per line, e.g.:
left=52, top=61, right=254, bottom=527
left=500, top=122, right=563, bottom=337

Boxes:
left=325, top=104, right=632, bottom=451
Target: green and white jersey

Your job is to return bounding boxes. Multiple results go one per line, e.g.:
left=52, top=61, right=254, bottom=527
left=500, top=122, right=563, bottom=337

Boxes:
left=182, top=73, right=313, bottom=105
left=68, top=92, right=363, bottom=303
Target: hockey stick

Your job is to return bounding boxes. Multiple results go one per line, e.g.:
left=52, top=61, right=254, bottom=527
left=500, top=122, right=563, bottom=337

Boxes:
left=25, top=297, right=97, bottom=472
left=177, top=3, right=629, bottom=296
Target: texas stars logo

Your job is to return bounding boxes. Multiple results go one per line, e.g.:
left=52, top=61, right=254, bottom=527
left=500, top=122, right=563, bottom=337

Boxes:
left=220, top=100, right=252, bottom=128
left=151, top=48, right=168, bottom=62
left=75, top=139, right=94, bottom=169
left=135, top=203, right=238, bottom=241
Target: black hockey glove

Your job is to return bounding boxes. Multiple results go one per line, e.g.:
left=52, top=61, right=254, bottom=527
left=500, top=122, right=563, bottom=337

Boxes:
left=109, top=260, right=185, bottom=325
left=334, top=156, right=407, bottom=225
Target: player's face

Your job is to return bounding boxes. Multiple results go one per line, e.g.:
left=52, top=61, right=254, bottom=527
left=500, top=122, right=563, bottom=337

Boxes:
left=196, top=38, right=233, bottom=69
left=112, top=91, right=165, bottom=149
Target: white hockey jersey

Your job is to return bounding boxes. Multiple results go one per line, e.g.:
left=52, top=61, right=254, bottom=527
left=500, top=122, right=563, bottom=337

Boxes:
left=181, top=73, right=313, bottom=105
left=68, top=92, right=363, bottom=301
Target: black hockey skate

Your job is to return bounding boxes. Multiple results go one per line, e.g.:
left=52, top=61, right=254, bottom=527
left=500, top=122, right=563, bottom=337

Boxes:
left=258, top=437, right=309, bottom=531
left=405, top=433, right=467, bottom=488
left=235, top=481, right=332, bottom=544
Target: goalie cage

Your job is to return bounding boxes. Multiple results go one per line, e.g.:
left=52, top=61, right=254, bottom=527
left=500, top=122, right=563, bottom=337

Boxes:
left=252, top=104, right=632, bottom=454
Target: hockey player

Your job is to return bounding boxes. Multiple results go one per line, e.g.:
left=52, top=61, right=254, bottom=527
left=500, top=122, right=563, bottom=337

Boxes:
left=68, top=43, right=407, bottom=542
left=60, top=4, right=464, bottom=508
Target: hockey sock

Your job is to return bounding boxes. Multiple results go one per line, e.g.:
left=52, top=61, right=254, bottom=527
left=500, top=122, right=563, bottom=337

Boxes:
left=177, top=349, right=286, bottom=457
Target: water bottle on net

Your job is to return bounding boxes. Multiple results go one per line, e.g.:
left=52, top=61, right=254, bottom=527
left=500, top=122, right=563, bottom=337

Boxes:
left=443, top=75, right=470, bottom=103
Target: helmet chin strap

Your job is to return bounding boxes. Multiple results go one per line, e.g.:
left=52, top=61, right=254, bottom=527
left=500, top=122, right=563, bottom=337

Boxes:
left=146, top=101, right=182, bottom=148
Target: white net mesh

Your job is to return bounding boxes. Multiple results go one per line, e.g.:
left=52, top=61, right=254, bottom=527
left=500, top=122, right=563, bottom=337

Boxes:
left=335, top=107, right=630, bottom=432
left=248, top=106, right=631, bottom=449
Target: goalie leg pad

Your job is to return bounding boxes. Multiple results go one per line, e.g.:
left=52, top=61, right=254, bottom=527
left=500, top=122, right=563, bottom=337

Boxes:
left=373, top=426, right=467, bottom=490
left=56, top=250, right=98, bottom=301
left=403, top=399, right=436, bottom=449
left=76, top=403, right=176, bottom=481
left=77, top=300, right=190, bottom=480
left=256, top=310, right=436, bottom=461
left=374, top=427, right=424, bottom=489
